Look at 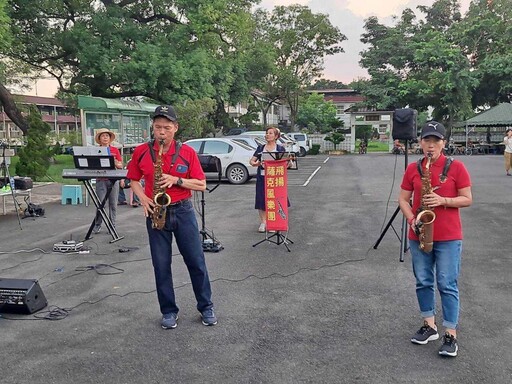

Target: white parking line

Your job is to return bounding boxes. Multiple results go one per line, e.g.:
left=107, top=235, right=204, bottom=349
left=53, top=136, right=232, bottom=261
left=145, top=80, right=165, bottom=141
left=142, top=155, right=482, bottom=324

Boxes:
left=323, top=157, right=330, bottom=164
left=303, top=166, right=322, bottom=187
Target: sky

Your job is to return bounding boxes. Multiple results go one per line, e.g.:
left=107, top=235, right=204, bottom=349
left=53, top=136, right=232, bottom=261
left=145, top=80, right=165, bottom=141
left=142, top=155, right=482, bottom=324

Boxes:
left=258, top=0, right=472, bottom=84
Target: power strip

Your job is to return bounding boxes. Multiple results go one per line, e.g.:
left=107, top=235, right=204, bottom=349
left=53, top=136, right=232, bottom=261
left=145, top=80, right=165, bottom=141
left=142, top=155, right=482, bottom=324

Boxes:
left=53, top=240, right=84, bottom=253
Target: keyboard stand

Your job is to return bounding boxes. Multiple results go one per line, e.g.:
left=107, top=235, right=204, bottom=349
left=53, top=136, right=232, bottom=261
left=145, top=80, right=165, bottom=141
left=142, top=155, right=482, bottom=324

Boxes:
left=82, top=179, right=124, bottom=243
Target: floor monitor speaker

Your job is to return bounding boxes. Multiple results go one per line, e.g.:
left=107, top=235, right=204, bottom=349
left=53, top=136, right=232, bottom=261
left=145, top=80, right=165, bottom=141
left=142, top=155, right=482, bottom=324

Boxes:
left=0, top=278, right=48, bottom=314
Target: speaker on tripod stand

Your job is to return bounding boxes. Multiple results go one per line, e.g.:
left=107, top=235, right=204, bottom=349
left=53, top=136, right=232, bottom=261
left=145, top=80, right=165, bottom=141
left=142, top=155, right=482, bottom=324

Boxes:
left=374, top=108, right=418, bottom=262
left=197, top=155, right=223, bottom=252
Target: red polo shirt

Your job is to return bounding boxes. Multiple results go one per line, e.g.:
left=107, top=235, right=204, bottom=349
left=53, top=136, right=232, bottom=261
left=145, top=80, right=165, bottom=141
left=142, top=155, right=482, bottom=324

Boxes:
left=126, top=140, right=205, bottom=203
left=401, top=154, right=471, bottom=241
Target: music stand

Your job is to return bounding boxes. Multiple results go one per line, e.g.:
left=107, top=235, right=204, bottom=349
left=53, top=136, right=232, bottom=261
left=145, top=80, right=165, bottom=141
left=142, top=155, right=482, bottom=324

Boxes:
left=252, top=152, right=294, bottom=252
left=373, top=140, right=410, bottom=262
left=198, top=155, right=223, bottom=252
left=0, top=142, right=23, bottom=229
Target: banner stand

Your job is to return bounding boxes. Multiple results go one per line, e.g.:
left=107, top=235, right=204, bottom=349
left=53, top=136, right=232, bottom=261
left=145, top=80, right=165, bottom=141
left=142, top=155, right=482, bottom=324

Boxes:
left=252, top=155, right=293, bottom=252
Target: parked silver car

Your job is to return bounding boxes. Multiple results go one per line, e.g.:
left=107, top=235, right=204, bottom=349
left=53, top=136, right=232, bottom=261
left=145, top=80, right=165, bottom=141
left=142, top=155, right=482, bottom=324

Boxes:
left=185, top=138, right=257, bottom=184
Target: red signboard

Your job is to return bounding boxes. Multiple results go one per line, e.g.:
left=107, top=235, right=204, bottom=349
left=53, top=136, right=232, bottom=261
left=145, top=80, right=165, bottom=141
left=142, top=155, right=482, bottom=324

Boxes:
left=264, top=159, right=289, bottom=231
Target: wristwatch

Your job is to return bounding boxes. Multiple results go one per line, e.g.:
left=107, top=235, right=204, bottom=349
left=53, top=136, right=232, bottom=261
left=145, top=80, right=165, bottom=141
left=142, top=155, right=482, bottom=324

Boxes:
left=176, top=177, right=184, bottom=186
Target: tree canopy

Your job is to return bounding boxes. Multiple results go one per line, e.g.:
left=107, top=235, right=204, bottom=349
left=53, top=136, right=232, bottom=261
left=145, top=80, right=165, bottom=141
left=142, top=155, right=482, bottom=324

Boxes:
left=357, top=0, right=511, bottom=127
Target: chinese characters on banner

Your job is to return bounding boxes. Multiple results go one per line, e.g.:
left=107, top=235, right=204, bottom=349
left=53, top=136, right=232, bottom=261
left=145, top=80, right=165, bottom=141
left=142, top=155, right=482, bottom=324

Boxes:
left=264, top=159, right=289, bottom=232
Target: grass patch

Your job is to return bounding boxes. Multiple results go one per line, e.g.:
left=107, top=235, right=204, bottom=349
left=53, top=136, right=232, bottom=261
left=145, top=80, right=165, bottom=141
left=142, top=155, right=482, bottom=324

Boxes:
left=6, top=155, right=79, bottom=184
left=356, top=139, right=389, bottom=152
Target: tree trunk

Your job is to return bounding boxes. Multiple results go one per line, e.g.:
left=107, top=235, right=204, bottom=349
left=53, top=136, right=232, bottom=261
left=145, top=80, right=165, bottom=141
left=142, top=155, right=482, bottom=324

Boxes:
left=0, top=82, right=29, bottom=136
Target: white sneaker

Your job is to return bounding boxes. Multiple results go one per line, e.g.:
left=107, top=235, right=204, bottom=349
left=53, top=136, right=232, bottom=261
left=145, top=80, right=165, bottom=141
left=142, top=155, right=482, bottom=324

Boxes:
left=258, top=223, right=265, bottom=233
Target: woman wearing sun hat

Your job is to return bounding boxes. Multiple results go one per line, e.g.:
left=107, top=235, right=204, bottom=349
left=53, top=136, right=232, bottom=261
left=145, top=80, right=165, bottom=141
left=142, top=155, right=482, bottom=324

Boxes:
left=93, top=128, right=123, bottom=233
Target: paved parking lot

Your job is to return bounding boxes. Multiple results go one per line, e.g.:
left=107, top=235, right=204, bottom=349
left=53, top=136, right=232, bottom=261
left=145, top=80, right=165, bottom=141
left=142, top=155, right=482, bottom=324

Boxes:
left=1, top=154, right=511, bottom=384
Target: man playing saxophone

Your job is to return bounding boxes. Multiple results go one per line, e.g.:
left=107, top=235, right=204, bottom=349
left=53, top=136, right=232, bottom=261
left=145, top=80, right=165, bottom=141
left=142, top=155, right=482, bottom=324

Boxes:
left=398, top=121, right=472, bottom=357
left=127, top=105, right=217, bottom=329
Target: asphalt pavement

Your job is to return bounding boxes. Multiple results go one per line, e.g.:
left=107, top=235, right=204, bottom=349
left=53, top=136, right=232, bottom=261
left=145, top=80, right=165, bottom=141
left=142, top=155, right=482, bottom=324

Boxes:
left=0, top=153, right=511, bottom=384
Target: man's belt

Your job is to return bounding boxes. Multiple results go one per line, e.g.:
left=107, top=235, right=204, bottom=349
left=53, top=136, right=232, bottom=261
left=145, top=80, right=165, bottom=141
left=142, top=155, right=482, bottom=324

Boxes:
left=167, top=198, right=190, bottom=208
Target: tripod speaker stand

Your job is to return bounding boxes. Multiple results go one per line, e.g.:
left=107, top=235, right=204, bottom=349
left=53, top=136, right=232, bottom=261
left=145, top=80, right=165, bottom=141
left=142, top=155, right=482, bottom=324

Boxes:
left=198, top=155, right=223, bottom=252
left=373, top=140, right=411, bottom=262
left=0, top=142, right=23, bottom=229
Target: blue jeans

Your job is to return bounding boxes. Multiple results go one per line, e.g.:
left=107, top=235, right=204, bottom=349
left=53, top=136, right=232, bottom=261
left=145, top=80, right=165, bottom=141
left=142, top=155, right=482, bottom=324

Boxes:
left=146, top=199, right=213, bottom=315
left=94, top=179, right=119, bottom=229
left=410, top=240, right=462, bottom=329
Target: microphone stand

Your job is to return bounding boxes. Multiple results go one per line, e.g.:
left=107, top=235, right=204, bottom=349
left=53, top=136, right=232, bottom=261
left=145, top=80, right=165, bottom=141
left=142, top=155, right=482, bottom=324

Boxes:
left=199, top=156, right=223, bottom=252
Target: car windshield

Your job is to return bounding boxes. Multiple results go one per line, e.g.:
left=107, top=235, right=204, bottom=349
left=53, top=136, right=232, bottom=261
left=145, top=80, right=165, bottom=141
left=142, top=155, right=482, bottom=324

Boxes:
left=231, top=138, right=257, bottom=149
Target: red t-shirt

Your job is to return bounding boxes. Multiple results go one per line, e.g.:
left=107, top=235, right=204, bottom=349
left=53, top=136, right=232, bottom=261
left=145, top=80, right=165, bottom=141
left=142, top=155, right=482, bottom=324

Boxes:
left=126, top=140, right=205, bottom=203
left=401, top=154, right=471, bottom=241
left=109, top=146, right=122, bottom=162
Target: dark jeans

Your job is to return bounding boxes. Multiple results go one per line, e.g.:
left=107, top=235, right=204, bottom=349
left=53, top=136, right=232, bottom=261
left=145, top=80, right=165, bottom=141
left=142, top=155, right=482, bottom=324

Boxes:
left=146, top=199, right=213, bottom=315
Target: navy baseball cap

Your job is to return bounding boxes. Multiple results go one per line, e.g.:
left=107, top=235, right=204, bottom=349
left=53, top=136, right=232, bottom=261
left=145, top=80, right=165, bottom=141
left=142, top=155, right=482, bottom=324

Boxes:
left=153, top=105, right=177, bottom=122
left=421, top=121, right=446, bottom=139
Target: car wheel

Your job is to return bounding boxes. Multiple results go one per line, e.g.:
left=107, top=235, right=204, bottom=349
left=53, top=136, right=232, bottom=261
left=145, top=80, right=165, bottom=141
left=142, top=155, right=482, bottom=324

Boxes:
left=298, top=147, right=307, bottom=157
left=226, top=163, right=249, bottom=184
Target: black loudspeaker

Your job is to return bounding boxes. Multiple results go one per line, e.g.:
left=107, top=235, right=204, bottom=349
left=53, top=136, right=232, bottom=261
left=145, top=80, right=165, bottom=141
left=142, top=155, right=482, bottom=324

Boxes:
left=393, top=108, right=417, bottom=140
left=0, top=278, right=48, bottom=314
left=198, top=155, right=221, bottom=175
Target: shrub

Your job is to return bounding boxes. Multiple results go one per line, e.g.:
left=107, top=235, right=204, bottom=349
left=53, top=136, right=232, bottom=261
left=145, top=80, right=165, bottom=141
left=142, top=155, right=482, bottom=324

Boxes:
left=309, top=144, right=321, bottom=155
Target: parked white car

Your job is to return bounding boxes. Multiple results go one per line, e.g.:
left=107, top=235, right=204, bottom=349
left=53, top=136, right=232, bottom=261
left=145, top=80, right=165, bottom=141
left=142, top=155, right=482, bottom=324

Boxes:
left=184, top=138, right=257, bottom=184
left=288, top=132, right=310, bottom=157
left=226, top=134, right=265, bottom=150
left=241, top=131, right=300, bottom=155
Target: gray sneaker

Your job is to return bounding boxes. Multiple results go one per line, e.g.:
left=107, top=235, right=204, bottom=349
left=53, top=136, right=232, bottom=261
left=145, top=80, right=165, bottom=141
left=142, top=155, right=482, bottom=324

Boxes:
left=201, top=308, right=218, bottom=326
left=439, top=333, right=458, bottom=357
left=411, top=321, right=439, bottom=345
left=161, top=313, right=178, bottom=329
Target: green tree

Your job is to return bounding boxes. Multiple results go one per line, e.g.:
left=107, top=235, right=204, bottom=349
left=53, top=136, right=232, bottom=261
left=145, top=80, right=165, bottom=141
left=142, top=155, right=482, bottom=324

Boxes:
left=310, top=79, right=347, bottom=90
left=454, top=0, right=512, bottom=107
left=296, top=92, right=339, bottom=133
left=359, top=1, right=475, bottom=128
left=4, top=0, right=260, bottom=134
left=355, top=125, right=373, bottom=141
left=15, top=106, right=52, bottom=180
left=324, top=132, right=345, bottom=151
left=254, top=5, right=346, bottom=129
left=0, top=0, right=31, bottom=134
left=174, top=98, right=216, bottom=140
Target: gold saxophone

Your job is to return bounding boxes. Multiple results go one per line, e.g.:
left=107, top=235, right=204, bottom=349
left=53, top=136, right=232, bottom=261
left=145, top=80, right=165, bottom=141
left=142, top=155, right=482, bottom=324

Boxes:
left=151, top=139, right=171, bottom=230
left=415, top=153, right=436, bottom=252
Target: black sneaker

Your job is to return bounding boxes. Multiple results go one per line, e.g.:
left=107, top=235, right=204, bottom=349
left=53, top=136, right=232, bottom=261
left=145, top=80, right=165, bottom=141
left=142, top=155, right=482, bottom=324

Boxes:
left=411, top=321, right=439, bottom=345
left=439, top=333, right=458, bottom=357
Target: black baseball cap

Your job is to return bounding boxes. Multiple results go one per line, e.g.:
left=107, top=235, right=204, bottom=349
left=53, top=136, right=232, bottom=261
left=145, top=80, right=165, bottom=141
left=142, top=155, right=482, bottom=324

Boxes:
left=421, top=121, right=446, bottom=139
left=153, top=105, right=178, bottom=122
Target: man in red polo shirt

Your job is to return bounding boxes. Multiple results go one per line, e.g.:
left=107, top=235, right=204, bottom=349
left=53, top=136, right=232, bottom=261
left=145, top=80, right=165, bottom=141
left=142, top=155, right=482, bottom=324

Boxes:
left=127, top=105, right=216, bottom=329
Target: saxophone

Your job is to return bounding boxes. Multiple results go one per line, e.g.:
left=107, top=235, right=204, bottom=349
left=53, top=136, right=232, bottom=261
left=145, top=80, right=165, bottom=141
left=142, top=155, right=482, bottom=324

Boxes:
left=415, top=153, right=436, bottom=252
left=151, top=139, right=171, bottom=230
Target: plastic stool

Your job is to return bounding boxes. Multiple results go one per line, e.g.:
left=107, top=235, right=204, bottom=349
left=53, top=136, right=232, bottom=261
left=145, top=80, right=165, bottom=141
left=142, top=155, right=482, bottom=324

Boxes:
left=61, top=185, right=83, bottom=205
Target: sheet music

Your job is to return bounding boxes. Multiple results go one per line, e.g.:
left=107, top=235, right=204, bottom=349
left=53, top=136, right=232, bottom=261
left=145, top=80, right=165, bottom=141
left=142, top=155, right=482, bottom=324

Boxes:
left=73, top=146, right=110, bottom=156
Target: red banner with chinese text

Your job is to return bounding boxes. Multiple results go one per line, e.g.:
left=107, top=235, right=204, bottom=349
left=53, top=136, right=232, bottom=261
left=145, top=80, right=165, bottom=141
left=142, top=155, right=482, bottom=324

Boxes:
left=264, top=159, right=289, bottom=231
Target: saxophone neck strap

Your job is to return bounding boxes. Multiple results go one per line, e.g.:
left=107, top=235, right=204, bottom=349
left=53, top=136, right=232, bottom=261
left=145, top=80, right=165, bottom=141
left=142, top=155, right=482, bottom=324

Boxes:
left=416, top=156, right=454, bottom=182
left=148, top=140, right=183, bottom=167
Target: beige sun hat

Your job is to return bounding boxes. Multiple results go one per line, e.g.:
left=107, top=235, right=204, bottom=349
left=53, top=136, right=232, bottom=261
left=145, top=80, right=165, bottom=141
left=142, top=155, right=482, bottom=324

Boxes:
left=94, top=128, right=116, bottom=144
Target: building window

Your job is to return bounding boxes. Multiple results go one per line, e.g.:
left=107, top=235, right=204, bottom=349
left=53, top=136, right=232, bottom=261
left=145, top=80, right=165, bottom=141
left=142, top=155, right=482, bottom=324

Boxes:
left=336, top=105, right=345, bottom=115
